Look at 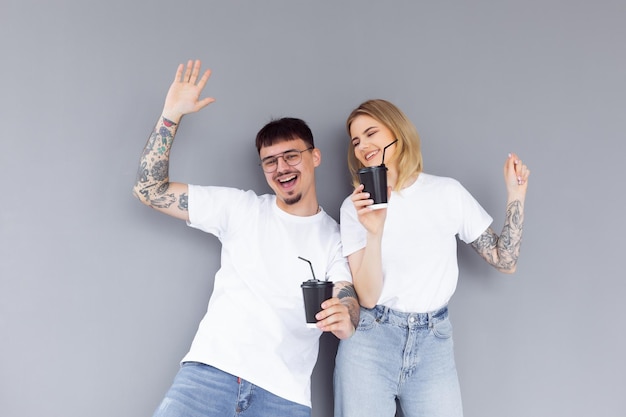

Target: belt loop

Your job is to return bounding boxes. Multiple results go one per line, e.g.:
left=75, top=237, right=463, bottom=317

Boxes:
left=381, top=305, right=389, bottom=323
left=428, top=312, right=434, bottom=329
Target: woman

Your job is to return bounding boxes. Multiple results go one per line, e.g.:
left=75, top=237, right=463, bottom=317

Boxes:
left=334, top=99, right=529, bottom=417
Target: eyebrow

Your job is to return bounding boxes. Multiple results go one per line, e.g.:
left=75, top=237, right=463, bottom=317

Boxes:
left=352, top=126, right=377, bottom=142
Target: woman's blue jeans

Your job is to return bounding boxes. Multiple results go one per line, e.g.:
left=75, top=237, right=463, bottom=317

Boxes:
left=152, top=362, right=311, bottom=417
left=334, top=305, right=463, bottom=417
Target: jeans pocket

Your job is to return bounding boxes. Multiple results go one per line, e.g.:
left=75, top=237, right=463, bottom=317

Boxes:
left=356, top=307, right=378, bottom=331
left=431, top=317, right=453, bottom=339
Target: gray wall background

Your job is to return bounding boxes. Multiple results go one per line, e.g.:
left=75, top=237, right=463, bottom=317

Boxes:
left=1, top=1, right=625, bottom=416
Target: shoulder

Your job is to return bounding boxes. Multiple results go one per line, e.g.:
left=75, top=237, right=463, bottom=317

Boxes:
left=419, top=172, right=461, bottom=187
left=189, top=185, right=269, bottom=211
left=319, top=211, right=340, bottom=230
left=417, top=173, right=468, bottom=196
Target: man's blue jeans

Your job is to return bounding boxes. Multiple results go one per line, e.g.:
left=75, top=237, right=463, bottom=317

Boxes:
left=152, top=362, right=311, bottom=417
left=334, top=305, right=463, bottom=417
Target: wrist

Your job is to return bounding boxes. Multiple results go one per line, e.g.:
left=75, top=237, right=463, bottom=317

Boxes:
left=161, top=109, right=183, bottom=125
left=507, top=192, right=525, bottom=205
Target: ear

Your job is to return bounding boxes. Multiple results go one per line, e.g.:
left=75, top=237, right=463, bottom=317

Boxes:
left=311, top=148, right=321, bottom=168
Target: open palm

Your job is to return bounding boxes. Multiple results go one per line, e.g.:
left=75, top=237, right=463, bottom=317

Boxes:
left=162, top=59, right=215, bottom=120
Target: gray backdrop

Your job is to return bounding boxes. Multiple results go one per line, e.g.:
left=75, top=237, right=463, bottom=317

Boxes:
left=1, top=1, right=625, bottom=416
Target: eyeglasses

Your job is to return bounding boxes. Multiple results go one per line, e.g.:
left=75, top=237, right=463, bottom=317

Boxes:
left=260, top=147, right=314, bottom=173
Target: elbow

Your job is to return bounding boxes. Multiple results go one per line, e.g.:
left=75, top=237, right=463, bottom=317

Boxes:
left=497, top=263, right=517, bottom=274
left=359, top=298, right=378, bottom=309
left=132, top=186, right=150, bottom=206
left=352, top=284, right=380, bottom=309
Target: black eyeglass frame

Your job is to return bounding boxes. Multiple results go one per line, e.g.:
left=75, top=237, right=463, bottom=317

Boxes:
left=259, top=147, right=314, bottom=173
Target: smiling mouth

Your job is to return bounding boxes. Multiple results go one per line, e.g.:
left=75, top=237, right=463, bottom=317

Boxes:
left=365, top=150, right=379, bottom=162
left=277, top=173, right=298, bottom=188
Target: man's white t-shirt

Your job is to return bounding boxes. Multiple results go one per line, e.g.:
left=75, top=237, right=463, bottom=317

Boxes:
left=340, top=173, right=492, bottom=313
left=182, top=185, right=351, bottom=407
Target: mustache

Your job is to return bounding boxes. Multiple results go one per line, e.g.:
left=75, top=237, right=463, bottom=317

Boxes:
left=273, top=169, right=299, bottom=179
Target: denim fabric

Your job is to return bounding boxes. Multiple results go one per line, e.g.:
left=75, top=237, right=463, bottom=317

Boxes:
left=334, top=305, right=463, bottom=417
left=152, top=362, right=311, bottom=417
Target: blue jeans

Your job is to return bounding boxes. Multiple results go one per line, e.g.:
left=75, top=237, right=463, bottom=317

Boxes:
left=152, top=362, right=311, bottom=417
left=334, top=305, right=463, bottom=417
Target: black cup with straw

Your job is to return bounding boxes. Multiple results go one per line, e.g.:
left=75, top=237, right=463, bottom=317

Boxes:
left=357, top=139, right=398, bottom=209
left=299, top=256, right=334, bottom=328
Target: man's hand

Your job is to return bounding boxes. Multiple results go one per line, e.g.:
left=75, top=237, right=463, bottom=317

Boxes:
left=162, top=59, right=215, bottom=122
left=315, top=298, right=355, bottom=339
left=315, top=281, right=359, bottom=339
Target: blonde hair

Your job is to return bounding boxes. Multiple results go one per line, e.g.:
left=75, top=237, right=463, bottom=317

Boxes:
left=346, top=99, right=423, bottom=190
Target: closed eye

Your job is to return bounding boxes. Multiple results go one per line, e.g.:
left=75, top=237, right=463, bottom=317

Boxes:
left=284, top=152, right=300, bottom=163
left=262, top=158, right=278, bottom=169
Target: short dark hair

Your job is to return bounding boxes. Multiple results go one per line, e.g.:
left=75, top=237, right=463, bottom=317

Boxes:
left=255, top=117, right=314, bottom=154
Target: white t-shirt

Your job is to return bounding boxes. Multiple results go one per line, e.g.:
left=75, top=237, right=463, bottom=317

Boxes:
left=340, top=173, right=492, bottom=313
left=182, top=185, right=351, bottom=408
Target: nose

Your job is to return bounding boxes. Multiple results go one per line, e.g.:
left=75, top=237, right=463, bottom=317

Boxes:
left=276, top=155, right=291, bottom=171
left=357, top=138, right=369, bottom=151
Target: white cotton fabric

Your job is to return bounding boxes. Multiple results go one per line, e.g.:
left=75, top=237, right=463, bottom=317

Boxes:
left=340, top=173, right=492, bottom=313
left=182, top=185, right=351, bottom=407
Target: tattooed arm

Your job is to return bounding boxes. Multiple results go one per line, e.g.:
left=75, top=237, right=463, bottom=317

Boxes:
left=132, top=60, right=215, bottom=220
left=316, top=281, right=360, bottom=339
left=471, top=153, right=530, bottom=273
left=133, top=117, right=191, bottom=220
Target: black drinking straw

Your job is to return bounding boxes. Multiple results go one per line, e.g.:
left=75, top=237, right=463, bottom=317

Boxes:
left=298, top=256, right=317, bottom=280
left=381, top=139, right=398, bottom=166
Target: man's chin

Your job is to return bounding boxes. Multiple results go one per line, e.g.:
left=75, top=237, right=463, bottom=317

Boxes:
left=283, top=193, right=302, bottom=206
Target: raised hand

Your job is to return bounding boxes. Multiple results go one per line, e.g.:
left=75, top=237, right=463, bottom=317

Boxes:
left=471, top=153, right=530, bottom=273
left=504, top=152, right=530, bottom=199
left=162, top=59, right=215, bottom=122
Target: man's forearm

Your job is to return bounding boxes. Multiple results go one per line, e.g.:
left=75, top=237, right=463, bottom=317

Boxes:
left=335, top=281, right=360, bottom=329
left=133, top=116, right=179, bottom=207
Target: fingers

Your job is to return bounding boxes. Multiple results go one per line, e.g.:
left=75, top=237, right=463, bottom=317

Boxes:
left=176, top=59, right=211, bottom=86
left=351, top=184, right=373, bottom=212
left=506, top=153, right=530, bottom=186
left=182, top=59, right=193, bottom=82
left=189, top=60, right=201, bottom=83
left=174, top=63, right=184, bottom=82
left=316, top=298, right=350, bottom=331
left=197, top=67, right=212, bottom=90
left=196, top=96, right=216, bottom=110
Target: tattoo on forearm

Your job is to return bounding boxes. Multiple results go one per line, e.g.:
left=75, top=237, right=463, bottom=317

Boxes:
left=337, top=285, right=357, bottom=300
left=178, top=193, right=188, bottom=211
left=337, top=283, right=360, bottom=329
left=134, top=117, right=188, bottom=211
left=472, top=200, right=524, bottom=271
left=152, top=160, right=169, bottom=182
left=150, top=193, right=177, bottom=209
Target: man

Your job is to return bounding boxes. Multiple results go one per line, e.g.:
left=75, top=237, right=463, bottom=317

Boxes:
left=132, top=60, right=359, bottom=417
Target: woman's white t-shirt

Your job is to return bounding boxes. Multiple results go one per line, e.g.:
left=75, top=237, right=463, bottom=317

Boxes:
left=340, top=173, right=492, bottom=313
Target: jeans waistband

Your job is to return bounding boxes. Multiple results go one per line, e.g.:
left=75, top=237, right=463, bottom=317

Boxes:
left=369, top=304, right=448, bottom=328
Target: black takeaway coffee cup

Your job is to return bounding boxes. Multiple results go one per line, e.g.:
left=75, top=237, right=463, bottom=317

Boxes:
left=298, top=256, right=334, bottom=328
left=357, top=139, right=398, bottom=210
left=358, top=165, right=389, bottom=209
left=301, top=279, right=334, bottom=328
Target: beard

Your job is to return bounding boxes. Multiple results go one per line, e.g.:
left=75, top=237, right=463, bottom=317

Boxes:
left=282, top=192, right=302, bottom=205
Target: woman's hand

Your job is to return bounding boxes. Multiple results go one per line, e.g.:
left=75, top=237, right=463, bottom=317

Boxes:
left=351, top=184, right=389, bottom=235
left=504, top=152, right=530, bottom=199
